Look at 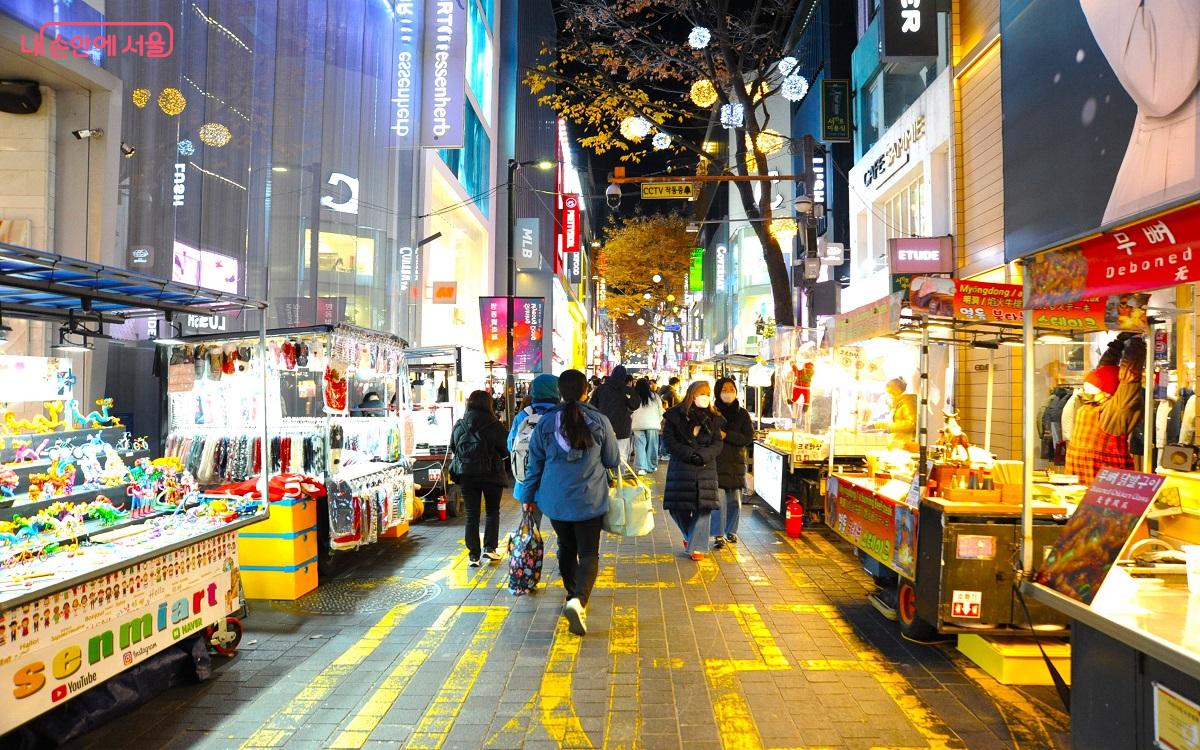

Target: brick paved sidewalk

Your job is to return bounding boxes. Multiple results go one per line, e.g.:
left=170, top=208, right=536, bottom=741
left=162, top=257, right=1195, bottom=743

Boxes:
left=73, top=478, right=1070, bottom=750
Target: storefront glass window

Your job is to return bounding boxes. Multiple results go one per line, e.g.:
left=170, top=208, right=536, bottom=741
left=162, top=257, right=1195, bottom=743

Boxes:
left=467, top=0, right=494, bottom=122
left=883, top=176, right=928, bottom=239
left=439, top=104, right=492, bottom=217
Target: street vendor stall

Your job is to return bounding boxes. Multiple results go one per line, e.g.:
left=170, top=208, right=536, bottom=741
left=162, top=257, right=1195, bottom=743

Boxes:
left=1016, top=202, right=1200, bottom=749
left=825, top=289, right=1074, bottom=639
left=0, top=243, right=270, bottom=737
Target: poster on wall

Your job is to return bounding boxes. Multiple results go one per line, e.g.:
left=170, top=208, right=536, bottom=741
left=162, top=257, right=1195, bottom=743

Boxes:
left=0, top=532, right=239, bottom=733
left=1001, top=0, right=1200, bottom=260
left=513, top=297, right=545, bottom=374
left=478, top=297, right=508, bottom=365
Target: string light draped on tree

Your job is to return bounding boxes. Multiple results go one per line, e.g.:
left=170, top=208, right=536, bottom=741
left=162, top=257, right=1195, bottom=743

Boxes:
left=652, top=132, right=671, bottom=150
left=689, top=79, right=719, bottom=108
left=620, top=116, right=651, bottom=141
left=720, top=103, right=744, bottom=129
left=688, top=26, right=710, bottom=49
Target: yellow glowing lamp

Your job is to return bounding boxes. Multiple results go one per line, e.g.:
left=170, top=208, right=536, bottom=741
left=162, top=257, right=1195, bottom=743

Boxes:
left=690, top=79, right=719, bottom=108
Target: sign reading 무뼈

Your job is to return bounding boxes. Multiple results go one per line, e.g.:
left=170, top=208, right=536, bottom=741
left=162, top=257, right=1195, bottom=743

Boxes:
left=1036, top=469, right=1163, bottom=605
left=640, top=182, right=695, bottom=200
left=478, top=297, right=508, bottom=365
left=420, top=0, right=466, bottom=148
left=831, top=292, right=903, bottom=347
left=820, top=79, right=852, bottom=142
left=0, top=532, right=239, bottom=733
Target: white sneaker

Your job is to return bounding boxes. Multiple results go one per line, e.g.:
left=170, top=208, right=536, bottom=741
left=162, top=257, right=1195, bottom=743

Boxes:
left=637, top=470, right=648, bottom=476
left=563, top=598, right=587, bottom=635
left=468, top=557, right=482, bottom=568
left=482, top=550, right=502, bottom=562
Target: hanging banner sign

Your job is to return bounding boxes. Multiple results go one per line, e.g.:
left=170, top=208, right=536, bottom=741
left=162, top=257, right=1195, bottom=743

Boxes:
left=0, top=357, right=74, bottom=402
left=821, top=79, right=853, bottom=142
left=688, top=248, right=704, bottom=292
left=831, top=292, right=903, bottom=347
left=478, top=297, right=508, bottom=366
left=560, top=194, right=581, bottom=253
left=1026, top=202, right=1200, bottom=308
left=513, top=297, right=545, bottom=374
left=0, top=533, right=239, bottom=733
left=420, top=0, right=467, bottom=148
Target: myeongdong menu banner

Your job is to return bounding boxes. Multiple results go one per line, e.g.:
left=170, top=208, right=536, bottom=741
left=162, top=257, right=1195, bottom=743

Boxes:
left=909, top=277, right=1149, bottom=332
left=1001, top=0, right=1200, bottom=260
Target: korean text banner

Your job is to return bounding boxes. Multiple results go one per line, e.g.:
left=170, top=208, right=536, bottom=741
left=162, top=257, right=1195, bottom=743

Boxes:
left=513, top=297, right=544, bottom=374
left=908, top=277, right=1149, bottom=332
left=1001, top=0, right=1200, bottom=260
left=478, top=297, right=508, bottom=365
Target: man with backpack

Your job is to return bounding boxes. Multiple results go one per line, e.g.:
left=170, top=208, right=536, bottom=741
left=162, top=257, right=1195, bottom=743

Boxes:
left=508, top=374, right=559, bottom=525
left=450, top=391, right=510, bottom=566
left=591, top=364, right=641, bottom=462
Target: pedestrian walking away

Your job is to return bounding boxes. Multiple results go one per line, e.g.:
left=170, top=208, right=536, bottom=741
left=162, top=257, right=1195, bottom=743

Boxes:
left=710, top=377, right=754, bottom=548
left=522, top=369, right=620, bottom=636
left=662, top=380, right=725, bottom=560
left=591, top=364, right=641, bottom=463
left=449, top=390, right=510, bottom=567
left=630, top=377, right=664, bottom=474
left=508, top=373, right=560, bottom=527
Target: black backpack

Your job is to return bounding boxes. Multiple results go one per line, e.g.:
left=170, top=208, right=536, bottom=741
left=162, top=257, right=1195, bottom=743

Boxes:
left=451, top=420, right=493, bottom=479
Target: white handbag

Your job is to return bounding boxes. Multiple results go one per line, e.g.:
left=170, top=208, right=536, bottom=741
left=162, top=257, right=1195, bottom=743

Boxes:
left=603, top=460, right=655, bottom=537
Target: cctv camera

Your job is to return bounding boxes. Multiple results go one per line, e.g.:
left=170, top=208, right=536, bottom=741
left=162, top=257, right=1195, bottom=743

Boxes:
left=120, top=142, right=136, bottom=158
left=606, top=183, right=622, bottom=210
left=72, top=128, right=103, bottom=140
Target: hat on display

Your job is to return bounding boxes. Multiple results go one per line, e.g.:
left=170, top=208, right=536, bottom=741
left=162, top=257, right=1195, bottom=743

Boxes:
left=531, top=374, right=560, bottom=402
left=1085, top=364, right=1120, bottom=395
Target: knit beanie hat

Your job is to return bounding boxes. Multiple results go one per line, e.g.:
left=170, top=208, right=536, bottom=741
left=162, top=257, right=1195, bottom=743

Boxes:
left=531, top=373, right=560, bottom=402
left=1085, top=364, right=1120, bottom=396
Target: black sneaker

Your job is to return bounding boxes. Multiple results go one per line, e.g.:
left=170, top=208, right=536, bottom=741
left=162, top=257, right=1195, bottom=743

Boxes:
left=726, top=533, right=739, bottom=544
left=712, top=536, right=726, bottom=549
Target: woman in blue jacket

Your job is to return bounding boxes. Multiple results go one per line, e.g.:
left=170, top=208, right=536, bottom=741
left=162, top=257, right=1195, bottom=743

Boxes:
left=508, top=373, right=560, bottom=525
left=524, top=369, right=620, bottom=636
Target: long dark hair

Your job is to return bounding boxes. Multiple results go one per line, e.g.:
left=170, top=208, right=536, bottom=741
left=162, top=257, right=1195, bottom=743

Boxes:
left=558, top=369, right=593, bottom=449
left=679, top=380, right=718, bottom=416
left=634, top=378, right=654, bottom=404
left=465, top=390, right=494, bottom=416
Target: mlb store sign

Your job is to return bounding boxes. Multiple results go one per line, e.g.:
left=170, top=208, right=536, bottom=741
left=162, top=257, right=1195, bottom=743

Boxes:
left=0, top=532, right=239, bottom=733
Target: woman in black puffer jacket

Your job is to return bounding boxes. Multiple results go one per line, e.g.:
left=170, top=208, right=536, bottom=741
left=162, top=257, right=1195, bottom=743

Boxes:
left=663, top=381, right=725, bottom=560
left=710, top=377, right=754, bottom=549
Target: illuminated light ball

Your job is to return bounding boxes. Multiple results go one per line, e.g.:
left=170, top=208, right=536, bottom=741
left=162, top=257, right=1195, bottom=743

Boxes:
left=131, top=88, right=150, bottom=108
left=667, top=294, right=675, bottom=302
left=689, top=79, right=718, bottom=108
left=619, top=116, right=651, bottom=141
left=688, top=26, right=711, bottom=49
left=636, top=318, right=645, bottom=326
left=747, top=129, right=786, bottom=156
left=778, top=56, right=799, bottom=78
left=157, top=87, right=187, bottom=116
left=652, top=274, right=662, bottom=283
left=643, top=292, right=652, bottom=300
left=720, top=103, right=743, bottom=129
left=782, top=74, right=810, bottom=102
left=652, top=132, right=671, bottom=150
left=198, top=123, right=232, bottom=148
left=771, top=218, right=798, bottom=241
left=177, top=140, right=195, bottom=156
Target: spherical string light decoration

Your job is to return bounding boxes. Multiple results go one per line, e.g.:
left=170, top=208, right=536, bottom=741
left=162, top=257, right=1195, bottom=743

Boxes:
left=643, top=292, right=652, bottom=300
left=652, top=132, right=671, bottom=150
left=198, top=123, right=232, bottom=148
left=688, top=26, right=711, bottom=49
left=157, top=87, right=187, bottom=116
left=619, top=116, right=651, bottom=141
left=131, top=88, right=150, bottom=108
left=689, top=79, right=718, bottom=108
left=746, top=129, right=786, bottom=156
left=782, top=74, right=810, bottom=102
left=636, top=318, right=646, bottom=326
left=720, top=103, right=744, bottom=129
left=778, top=56, right=799, bottom=78
left=177, top=140, right=195, bottom=156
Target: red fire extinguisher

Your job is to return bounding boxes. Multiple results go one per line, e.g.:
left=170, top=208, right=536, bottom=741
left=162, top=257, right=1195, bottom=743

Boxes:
left=437, top=494, right=447, bottom=522
left=785, top=496, right=804, bottom=538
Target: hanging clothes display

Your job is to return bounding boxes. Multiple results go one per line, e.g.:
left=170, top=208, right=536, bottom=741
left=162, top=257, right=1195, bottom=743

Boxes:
left=327, top=465, right=410, bottom=550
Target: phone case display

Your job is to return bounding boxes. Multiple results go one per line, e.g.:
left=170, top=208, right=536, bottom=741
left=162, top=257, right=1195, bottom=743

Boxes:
left=327, top=464, right=410, bottom=550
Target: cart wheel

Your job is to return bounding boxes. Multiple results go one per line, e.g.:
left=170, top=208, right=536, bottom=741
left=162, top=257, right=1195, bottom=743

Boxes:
left=205, top=617, right=244, bottom=656
left=897, top=579, right=937, bottom=641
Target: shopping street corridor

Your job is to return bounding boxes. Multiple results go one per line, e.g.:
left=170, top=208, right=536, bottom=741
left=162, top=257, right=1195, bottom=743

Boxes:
left=74, top=478, right=1071, bottom=750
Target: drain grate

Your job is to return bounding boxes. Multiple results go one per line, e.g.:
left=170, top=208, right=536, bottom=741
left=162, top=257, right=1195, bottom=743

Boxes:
left=271, top=576, right=441, bottom=615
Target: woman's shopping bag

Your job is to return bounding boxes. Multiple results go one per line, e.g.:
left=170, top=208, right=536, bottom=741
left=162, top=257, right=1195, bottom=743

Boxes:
left=604, top=461, right=655, bottom=537
left=507, top=509, right=544, bottom=595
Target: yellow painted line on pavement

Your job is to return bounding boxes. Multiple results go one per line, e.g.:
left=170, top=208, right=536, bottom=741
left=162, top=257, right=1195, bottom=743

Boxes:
left=239, top=602, right=417, bottom=748
left=959, top=664, right=1068, bottom=749
left=327, top=605, right=463, bottom=748
left=404, top=606, right=509, bottom=749
left=771, top=552, right=817, bottom=588
left=696, top=604, right=789, bottom=669
left=685, top=554, right=721, bottom=585
left=425, top=548, right=501, bottom=589
left=603, top=606, right=641, bottom=750
left=594, top=564, right=674, bottom=589
left=601, top=552, right=677, bottom=564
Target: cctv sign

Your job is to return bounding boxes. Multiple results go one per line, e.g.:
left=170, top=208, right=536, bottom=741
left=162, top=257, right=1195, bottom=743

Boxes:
left=888, top=236, right=954, bottom=274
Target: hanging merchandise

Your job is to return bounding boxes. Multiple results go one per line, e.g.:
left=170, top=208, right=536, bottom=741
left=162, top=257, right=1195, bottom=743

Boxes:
left=324, top=358, right=350, bottom=414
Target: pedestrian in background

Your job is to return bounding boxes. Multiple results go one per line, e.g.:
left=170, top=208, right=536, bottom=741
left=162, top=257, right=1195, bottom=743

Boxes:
left=711, top=377, right=754, bottom=548
left=658, top=376, right=681, bottom=408
left=523, top=369, right=620, bottom=635
left=508, top=373, right=560, bottom=526
left=449, top=390, right=510, bottom=567
left=662, top=381, right=725, bottom=560
left=631, top=378, right=664, bottom=475
left=591, top=364, right=641, bottom=461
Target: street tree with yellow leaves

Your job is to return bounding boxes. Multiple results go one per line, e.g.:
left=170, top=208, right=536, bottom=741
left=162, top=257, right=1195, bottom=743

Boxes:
left=599, top=213, right=693, bottom=326
left=527, top=0, right=804, bottom=326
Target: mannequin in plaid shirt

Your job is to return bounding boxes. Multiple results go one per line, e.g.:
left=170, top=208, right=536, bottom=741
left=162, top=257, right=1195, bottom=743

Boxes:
left=1065, top=334, right=1147, bottom=485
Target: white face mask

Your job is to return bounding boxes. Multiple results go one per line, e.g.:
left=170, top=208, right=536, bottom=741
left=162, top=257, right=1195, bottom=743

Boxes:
left=720, top=392, right=736, bottom=404
left=693, top=395, right=712, bottom=409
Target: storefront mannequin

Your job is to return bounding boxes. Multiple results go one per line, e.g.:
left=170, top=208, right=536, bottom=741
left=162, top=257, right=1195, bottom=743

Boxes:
left=1065, top=333, right=1146, bottom=484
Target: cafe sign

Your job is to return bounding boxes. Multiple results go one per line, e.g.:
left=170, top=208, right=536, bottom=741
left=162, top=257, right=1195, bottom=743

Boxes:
left=864, top=115, right=925, bottom=189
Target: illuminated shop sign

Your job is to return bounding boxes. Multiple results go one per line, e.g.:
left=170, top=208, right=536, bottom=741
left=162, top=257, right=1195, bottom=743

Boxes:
left=392, top=2, right=421, bottom=143
left=880, top=0, right=938, bottom=62
left=171, top=242, right=239, bottom=294
left=321, top=173, right=359, bottom=215
left=421, top=0, right=467, bottom=148
left=172, top=163, right=186, bottom=207
left=863, top=115, right=925, bottom=189
left=516, top=218, right=540, bottom=270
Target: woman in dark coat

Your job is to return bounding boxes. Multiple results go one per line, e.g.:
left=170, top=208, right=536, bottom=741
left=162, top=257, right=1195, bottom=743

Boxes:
left=450, top=390, right=510, bottom=566
left=662, top=381, right=726, bottom=560
left=711, top=377, right=754, bottom=548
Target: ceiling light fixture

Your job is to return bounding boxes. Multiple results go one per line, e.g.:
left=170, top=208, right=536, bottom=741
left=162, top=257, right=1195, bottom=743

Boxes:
left=52, top=327, right=93, bottom=353
left=1036, top=332, right=1074, bottom=344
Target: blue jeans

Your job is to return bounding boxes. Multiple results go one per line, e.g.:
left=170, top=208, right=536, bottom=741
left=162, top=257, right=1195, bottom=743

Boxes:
left=710, top=488, right=741, bottom=538
left=669, top=508, right=712, bottom=554
left=632, top=429, right=659, bottom=472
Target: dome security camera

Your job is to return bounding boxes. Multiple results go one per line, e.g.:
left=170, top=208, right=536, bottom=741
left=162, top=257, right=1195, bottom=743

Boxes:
left=606, top=183, right=622, bottom=209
